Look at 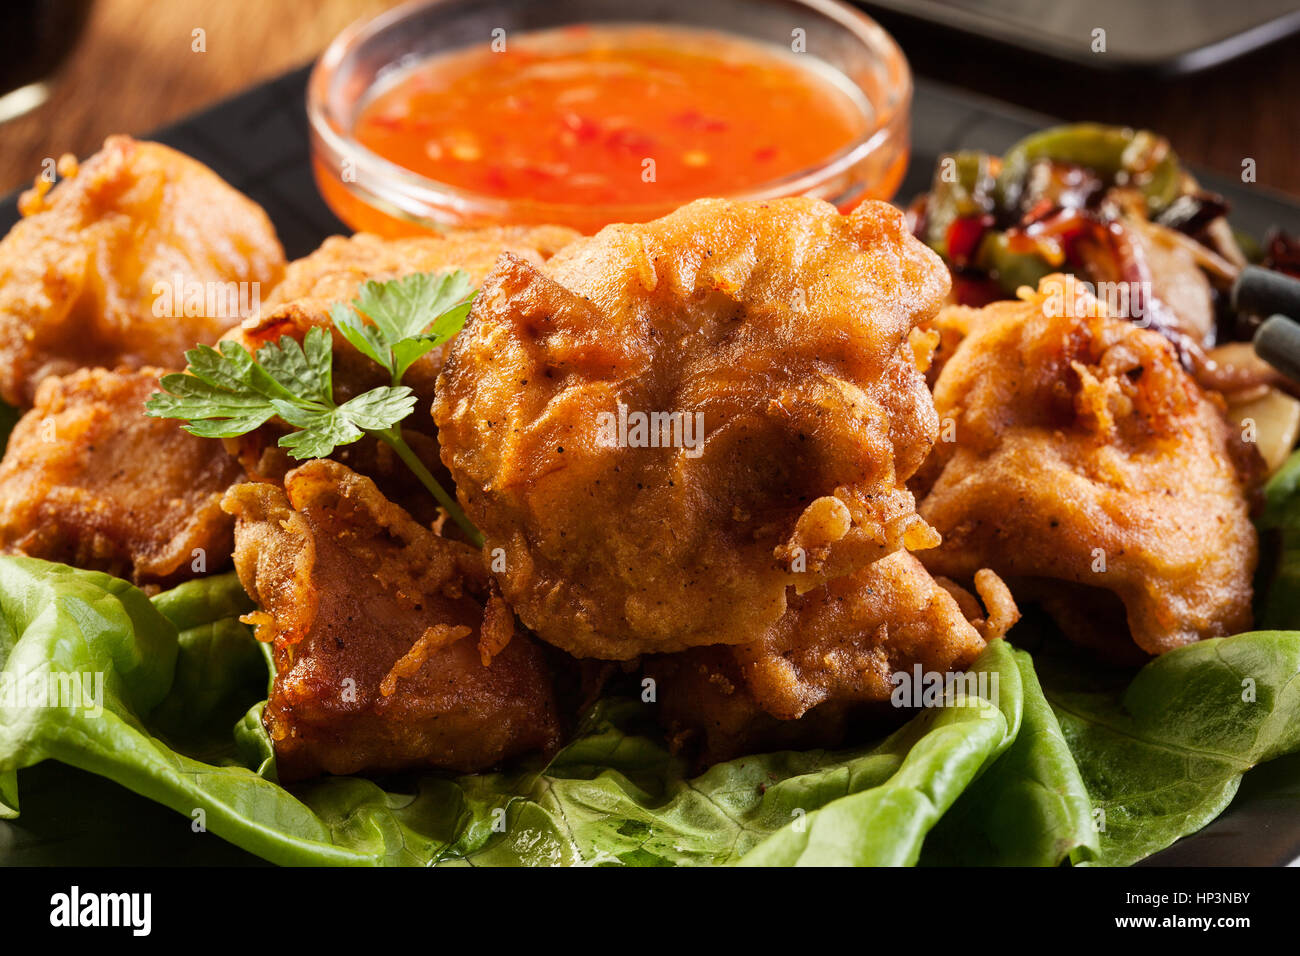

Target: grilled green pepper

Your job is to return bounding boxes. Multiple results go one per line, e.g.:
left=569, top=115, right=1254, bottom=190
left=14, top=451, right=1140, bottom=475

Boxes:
left=996, top=123, right=1181, bottom=215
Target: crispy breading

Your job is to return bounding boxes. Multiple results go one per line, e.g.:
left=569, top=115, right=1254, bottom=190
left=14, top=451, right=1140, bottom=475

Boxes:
left=434, top=198, right=951, bottom=659
left=222, top=459, right=561, bottom=780
left=919, top=303, right=985, bottom=388
left=647, top=551, right=1013, bottom=763
left=219, top=227, right=579, bottom=519
left=0, top=367, right=243, bottom=586
left=0, top=136, right=285, bottom=406
left=260, top=227, right=579, bottom=311
left=915, top=275, right=1260, bottom=657
left=645, top=648, right=856, bottom=767
left=733, top=553, right=1015, bottom=719
left=231, top=225, right=581, bottom=400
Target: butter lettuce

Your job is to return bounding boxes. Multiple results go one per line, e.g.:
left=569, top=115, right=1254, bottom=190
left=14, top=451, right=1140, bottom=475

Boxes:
left=0, top=559, right=356, bottom=865
left=1, top=553, right=1299, bottom=866
left=0, top=768, right=16, bottom=819
left=1042, top=631, right=1300, bottom=865
left=1030, top=448, right=1300, bottom=865
left=1258, top=449, right=1300, bottom=628
left=0, top=561, right=1032, bottom=866
left=923, top=644, right=1097, bottom=866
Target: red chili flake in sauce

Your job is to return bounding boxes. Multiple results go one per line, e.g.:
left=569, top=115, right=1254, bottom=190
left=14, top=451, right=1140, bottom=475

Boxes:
left=353, top=25, right=867, bottom=206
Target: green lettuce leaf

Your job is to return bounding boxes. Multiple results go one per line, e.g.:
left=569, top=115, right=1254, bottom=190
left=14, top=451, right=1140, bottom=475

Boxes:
left=0, top=768, right=17, bottom=819
left=2, top=555, right=1300, bottom=867
left=148, top=573, right=267, bottom=758
left=1258, top=449, right=1300, bottom=628
left=921, top=645, right=1098, bottom=866
left=0, top=558, right=1024, bottom=866
left=0, top=558, right=359, bottom=865
left=242, top=643, right=1013, bottom=867
left=1042, top=630, right=1300, bottom=866
left=738, top=641, right=1016, bottom=866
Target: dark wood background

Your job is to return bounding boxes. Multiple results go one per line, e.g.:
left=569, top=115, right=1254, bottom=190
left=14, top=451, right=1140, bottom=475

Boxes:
left=2, top=0, right=1298, bottom=198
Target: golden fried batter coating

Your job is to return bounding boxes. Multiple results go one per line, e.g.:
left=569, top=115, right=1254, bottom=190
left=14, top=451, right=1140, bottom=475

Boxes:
left=734, top=554, right=1016, bottom=719
left=919, top=303, right=984, bottom=388
left=223, top=459, right=560, bottom=780
left=647, top=552, right=1015, bottom=763
left=260, top=227, right=578, bottom=312
left=434, top=198, right=951, bottom=659
left=646, top=648, right=856, bottom=767
left=236, top=225, right=581, bottom=398
left=0, top=367, right=243, bottom=586
left=916, top=276, right=1260, bottom=657
left=0, top=136, right=285, bottom=406
left=220, top=227, right=580, bottom=513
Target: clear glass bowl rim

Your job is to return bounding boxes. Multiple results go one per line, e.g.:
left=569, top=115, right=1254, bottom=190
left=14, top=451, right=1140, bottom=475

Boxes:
left=307, top=0, right=913, bottom=225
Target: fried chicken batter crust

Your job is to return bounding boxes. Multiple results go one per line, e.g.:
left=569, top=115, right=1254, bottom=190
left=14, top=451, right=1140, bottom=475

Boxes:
left=647, top=552, right=1015, bottom=762
left=0, top=136, right=285, bottom=406
left=735, top=553, right=1016, bottom=719
left=234, top=225, right=581, bottom=399
left=916, top=277, right=1259, bottom=656
left=646, top=647, right=856, bottom=767
left=223, top=459, right=560, bottom=780
left=0, top=367, right=243, bottom=586
left=220, top=227, right=580, bottom=509
left=434, top=198, right=951, bottom=659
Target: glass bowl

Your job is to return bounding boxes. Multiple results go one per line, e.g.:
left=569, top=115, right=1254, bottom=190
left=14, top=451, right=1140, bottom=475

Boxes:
left=308, top=0, right=911, bottom=236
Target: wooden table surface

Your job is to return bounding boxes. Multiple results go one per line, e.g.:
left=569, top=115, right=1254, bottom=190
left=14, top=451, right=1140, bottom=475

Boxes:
left=2, top=0, right=1298, bottom=199
left=0, top=0, right=394, bottom=195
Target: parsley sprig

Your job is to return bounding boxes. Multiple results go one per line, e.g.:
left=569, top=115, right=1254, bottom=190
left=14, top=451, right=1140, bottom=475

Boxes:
left=146, top=271, right=482, bottom=545
left=330, top=270, right=474, bottom=386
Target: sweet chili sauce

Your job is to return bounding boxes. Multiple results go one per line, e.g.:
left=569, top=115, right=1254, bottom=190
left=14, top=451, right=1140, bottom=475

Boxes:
left=352, top=24, right=873, bottom=212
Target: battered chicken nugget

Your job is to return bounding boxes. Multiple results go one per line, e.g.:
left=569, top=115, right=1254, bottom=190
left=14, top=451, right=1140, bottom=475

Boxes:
left=916, top=275, right=1260, bottom=657
left=223, top=459, right=560, bottom=780
left=647, top=552, right=1016, bottom=763
left=0, top=367, right=243, bottom=586
left=237, top=225, right=580, bottom=398
left=435, top=198, right=951, bottom=660
left=260, top=227, right=578, bottom=313
left=735, top=554, right=1016, bottom=719
left=646, top=648, right=856, bottom=767
left=0, top=136, right=285, bottom=406
left=221, top=226, right=579, bottom=505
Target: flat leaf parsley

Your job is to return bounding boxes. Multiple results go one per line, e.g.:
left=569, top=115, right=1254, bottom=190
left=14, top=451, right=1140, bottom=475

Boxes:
left=146, top=270, right=481, bottom=545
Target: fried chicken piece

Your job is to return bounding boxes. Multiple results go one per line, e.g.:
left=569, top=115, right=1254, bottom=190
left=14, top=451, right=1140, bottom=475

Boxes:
left=735, top=555, right=1016, bottom=719
left=0, top=367, right=243, bottom=586
left=220, top=227, right=579, bottom=518
left=920, top=304, right=985, bottom=388
left=0, top=136, right=285, bottom=406
left=916, top=275, right=1260, bottom=657
left=434, top=198, right=951, bottom=660
left=234, top=225, right=581, bottom=400
left=647, top=552, right=1015, bottom=763
left=261, top=226, right=577, bottom=309
left=646, top=648, right=857, bottom=768
left=223, top=459, right=560, bottom=780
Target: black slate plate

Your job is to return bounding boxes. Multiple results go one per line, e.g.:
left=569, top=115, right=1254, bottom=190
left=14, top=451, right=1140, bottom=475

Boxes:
left=1, top=65, right=1298, bottom=867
